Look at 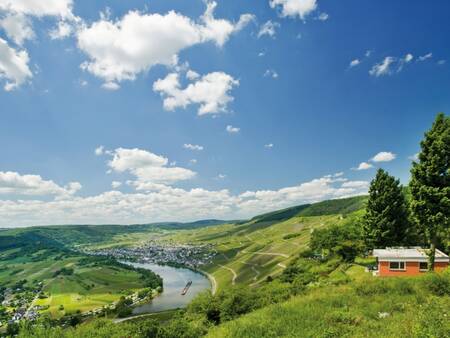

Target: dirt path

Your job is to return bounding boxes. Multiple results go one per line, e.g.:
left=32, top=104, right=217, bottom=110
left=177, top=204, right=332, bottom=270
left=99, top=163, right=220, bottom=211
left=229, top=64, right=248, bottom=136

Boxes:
left=199, top=270, right=218, bottom=295
left=219, top=264, right=237, bottom=285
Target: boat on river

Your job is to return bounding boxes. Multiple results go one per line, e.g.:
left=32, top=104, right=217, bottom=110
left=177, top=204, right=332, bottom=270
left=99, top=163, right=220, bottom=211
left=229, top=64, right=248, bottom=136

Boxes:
left=181, top=281, right=192, bottom=295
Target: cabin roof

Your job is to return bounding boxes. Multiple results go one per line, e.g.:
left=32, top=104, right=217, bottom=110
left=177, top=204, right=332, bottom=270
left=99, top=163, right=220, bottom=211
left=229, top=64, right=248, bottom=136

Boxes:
left=373, top=247, right=449, bottom=262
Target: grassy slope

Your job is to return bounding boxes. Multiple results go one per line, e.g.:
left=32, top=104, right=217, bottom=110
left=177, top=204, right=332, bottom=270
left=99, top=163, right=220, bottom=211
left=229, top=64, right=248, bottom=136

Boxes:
left=208, top=271, right=450, bottom=338
left=164, top=196, right=367, bottom=291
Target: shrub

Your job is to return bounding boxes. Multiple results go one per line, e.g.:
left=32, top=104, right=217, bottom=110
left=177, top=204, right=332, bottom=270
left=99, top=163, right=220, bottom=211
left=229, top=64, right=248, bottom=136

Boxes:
left=422, top=271, right=450, bottom=296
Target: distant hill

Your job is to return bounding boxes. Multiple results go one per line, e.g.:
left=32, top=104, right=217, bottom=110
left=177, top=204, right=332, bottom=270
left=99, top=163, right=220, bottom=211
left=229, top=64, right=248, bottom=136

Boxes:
left=0, top=220, right=232, bottom=250
left=250, top=195, right=367, bottom=225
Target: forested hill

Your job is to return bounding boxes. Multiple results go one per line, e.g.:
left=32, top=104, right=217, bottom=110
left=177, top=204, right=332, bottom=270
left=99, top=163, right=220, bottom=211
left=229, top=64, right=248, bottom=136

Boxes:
left=250, top=195, right=367, bottom=224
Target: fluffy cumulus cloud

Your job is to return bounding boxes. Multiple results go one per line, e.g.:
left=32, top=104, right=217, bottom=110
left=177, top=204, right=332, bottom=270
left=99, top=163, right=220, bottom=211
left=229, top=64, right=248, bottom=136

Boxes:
left=353, top=162, right=373, bottom=171
left=269, top=0, right=318, bottom=20
left=107, top=147, right=196, bottom=188
left=0, top=38, right=32, bottom=91
left=0, top=0, right=74, bottom=18
left=153, top=71, right=239, bottom=115
left=0, top=170, right=370, bottom=227
left=0, top=13, right=34, bottom=45
left=0, top=171, right=81, bottom=197
left=0, top=0, right=78, bottom=90
left=77, top=1, right=253, bottom=88
left=258, top=20, right=280, bottom=38
left=371, top=151, right=396, bottom=162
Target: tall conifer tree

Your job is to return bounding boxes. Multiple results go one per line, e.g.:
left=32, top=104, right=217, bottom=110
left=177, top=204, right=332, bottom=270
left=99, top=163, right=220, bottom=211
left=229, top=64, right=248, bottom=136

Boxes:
left=363, top=168, right=410, bottom=248
left=410, top=113, right=450, bottom=270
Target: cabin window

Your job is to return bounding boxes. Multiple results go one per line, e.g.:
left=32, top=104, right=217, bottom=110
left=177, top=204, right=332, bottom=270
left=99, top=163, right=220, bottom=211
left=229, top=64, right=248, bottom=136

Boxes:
left=419, top=262, right=428, bottom=271
left=389, top=261, right=405, bottom=271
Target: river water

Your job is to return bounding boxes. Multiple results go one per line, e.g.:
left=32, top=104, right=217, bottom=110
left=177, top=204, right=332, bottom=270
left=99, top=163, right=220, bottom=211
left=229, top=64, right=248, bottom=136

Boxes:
left=125, top=262, right=211, bottom=314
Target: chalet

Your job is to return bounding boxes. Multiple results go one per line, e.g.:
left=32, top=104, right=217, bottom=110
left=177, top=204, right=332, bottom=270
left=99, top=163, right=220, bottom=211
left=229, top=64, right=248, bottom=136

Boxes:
left=373, top=247, right=449, bottom=277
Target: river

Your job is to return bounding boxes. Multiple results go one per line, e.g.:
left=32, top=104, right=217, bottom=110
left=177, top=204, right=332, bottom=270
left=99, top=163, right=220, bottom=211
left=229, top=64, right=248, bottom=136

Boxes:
left=125, top=262, right=211, bottom=314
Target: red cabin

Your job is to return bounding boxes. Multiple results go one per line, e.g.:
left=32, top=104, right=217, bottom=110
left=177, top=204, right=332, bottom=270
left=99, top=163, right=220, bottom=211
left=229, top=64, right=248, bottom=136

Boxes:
left=373, top=247, right=449, bottom=277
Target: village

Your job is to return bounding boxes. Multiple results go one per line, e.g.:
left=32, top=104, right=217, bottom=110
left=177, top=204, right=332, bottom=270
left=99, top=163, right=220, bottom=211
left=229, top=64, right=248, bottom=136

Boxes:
left=0, top=282, right=42, bottom=328
left=87, top=241, right=217, bottom=269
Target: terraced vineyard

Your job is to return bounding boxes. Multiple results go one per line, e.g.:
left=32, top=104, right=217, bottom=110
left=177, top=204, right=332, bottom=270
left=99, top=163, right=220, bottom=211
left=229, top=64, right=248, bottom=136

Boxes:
left=164, top=196, right=367, bottom=291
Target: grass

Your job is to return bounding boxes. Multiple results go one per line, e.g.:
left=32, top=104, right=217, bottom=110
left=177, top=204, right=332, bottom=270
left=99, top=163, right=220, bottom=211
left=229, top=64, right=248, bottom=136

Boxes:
left=207, top=272, right=450, bottom=338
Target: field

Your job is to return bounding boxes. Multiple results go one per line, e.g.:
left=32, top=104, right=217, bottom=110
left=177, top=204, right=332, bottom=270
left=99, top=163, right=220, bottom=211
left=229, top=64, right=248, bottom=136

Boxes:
left=0, top=247, right=152, bottom=318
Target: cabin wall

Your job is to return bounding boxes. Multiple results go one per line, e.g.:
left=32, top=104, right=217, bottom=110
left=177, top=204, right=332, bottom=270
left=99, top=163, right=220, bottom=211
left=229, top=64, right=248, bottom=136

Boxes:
left=378, top=261, right=449, bottom=276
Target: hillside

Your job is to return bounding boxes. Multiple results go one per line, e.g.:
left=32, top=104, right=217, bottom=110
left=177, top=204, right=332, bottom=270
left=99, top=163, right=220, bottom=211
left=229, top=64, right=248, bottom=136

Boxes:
left=164, top=196, right=367, bottom=291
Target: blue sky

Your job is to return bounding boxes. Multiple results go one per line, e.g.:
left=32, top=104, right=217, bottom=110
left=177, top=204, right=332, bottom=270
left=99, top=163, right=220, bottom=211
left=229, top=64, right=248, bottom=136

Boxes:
left=0, top=0, right=449, bottom=227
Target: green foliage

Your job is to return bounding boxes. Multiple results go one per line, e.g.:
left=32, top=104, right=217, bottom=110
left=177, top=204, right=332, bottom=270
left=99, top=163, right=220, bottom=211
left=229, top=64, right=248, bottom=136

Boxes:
left=363, top=168, right=412, bottom=248
left=208, top=272, right=450, bottom=338
left=410, top=113, right=450, bottom=268
left=310, top=222, right=365, bottom=261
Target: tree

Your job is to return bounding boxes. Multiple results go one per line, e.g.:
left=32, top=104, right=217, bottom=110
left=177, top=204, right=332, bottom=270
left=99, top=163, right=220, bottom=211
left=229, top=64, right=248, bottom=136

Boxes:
left=410, top=113, right=450, bottom=271
left=363, top=168, right=411, bottom=248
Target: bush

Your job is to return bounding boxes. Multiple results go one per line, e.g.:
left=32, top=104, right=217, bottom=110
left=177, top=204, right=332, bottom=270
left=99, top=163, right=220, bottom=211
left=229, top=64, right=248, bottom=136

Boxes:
left=422, top=271, right=450, bottom=296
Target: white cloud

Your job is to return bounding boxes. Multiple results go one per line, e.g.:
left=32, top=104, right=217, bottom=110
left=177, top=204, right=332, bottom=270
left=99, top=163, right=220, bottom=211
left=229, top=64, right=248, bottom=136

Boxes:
left=186, top=69, right=200, bottom=80
left=107, top=147, right=196, bottom=187
left=258, top=20, right=280, bottom=38
left=49, top=20, right=74, bottom=40
left=349, top=59, right=360, bottom=68
left=101, top=81, right=120, bottom=91
left=269, top=0, right=318, bottom=20
left=258, top=51, right=265, bottom=57
left=264, top=69, right=279, bottom=78
left=77, top=1, right=253, bottom=86
left=365, top=50, right=372, bottom=57
left=216, top=174, right=226, bottom=180
left=0, top=171, right=81, bottom=196
left=0, top=0, right=74, bottom=18
left=0, top=172, right=369, bottom=227
left=371, top=151, right=396, bottom=162
left=418, top=52, right=432, bottom=62
left=0, top=13, right=34, bottom=45
left=111, top=181, right=122, bottom=189
left=369, top=56, right=395, bottom=77
left=404, top=53, right=413, bottom=63
left=0, top=38, right=32, bottom=91
left=226, top=125, right=240, bottom=133
left=264, top=143, right=274, bottom=149
left=95, top=146, right=105, bottom=156
left=153, top=71, right=239, bottom=115
left=189, top=159, right=198, bottom=165
left=317, top=12, right=329, bottom=21
left=437, top=60, right=446, bottom=65
left=183, top=144, right=204, bottom=151
left=353, top=162, right=373, bottom=171
left=341, top=181, right=369, bottom=189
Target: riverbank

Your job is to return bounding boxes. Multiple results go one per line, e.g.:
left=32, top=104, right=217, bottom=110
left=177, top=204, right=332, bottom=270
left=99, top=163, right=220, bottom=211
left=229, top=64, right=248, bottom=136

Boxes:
left=124, top=262, right=211, bottom=314
left=197, top=269, right=217, bottom=295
